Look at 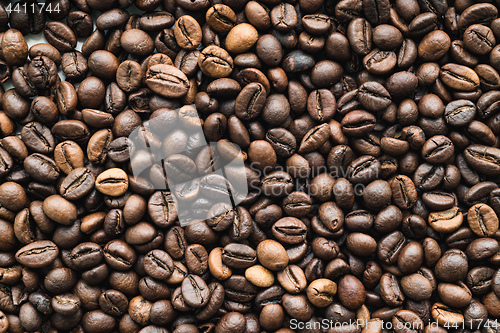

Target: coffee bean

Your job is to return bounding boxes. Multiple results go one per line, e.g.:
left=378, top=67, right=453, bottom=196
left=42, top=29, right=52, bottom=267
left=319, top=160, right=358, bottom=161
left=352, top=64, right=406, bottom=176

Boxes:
left=148, top=191, right=177, bottom=228
left=431, top=302, right=464, bottom=327
left=44, top=22, right=77, bottom=52
left=222, top=243, right=257, bottom=269
left=52, top=120, right=90, bottom=144
left=346, top=232, right=377, bottom=256
left=28, top=56, right=58, bottom=90
left=277, top=265, right=307, bottom=294
left=235, top=83, right=266, bottom=120
left=24, top=153, right=60, bottom=183
left=199, top=45, right=234, bottom=78
left=60, top=168, right=95, bottom=200
left=15, top=240, right=59, bottom=268
left=146, top=64, right=189, bottom=98
left=120, top=29, right=154, bottom=56
left=262, top=94, right=290, bottom=126
left=206, top=4, right=236, bottom=32
left=1, top=0, right=500, bottom=329
left=464, top=24, right=496, bottom=55
left=458, top=3, right=497, bottom=29
left=226, top=23, right=259, bottom=54
left=174, top=16, right=202, bottom=51
left=467, top=203, right=499, bottom=236
left=104, top=239, right=136, bottom=271
left=338, top=275, right=366, bottom=310
left=95, top=168, right=129, bottom=197
left=180, top=275, right=210, bottom=309
left=215, top=312, right=246, bottom=333
left=2, top=29, right=28, bottom=66
left=54, top=81, right=78, bottom=116
left=464, top=144, right=500, bottom=176
left=298, top=123, right=330, bottom=154
left=393, top=310, right=424, bottom=333
left=282, top=50, right=315, bottom=73
left=347, top=18, right=373, bottom=56
left=341, top=110, right=376, bottom=137
left=358, top=81, right=392, bottom=112
left=21, top=122, right=55, bottom=154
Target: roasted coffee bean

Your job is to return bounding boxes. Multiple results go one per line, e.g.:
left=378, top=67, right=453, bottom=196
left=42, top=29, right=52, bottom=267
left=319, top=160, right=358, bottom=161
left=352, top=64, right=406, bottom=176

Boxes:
left=21, top=122, right=55, bottom=154
left=468, top=203, right=499, bottom=236
left=43, top=195, right=77, bottom=225
left=146, top=64, right=189, bottom=98
left=2, top=29, right=28, bottom=66
left=422, top=135, right=454, bottom=164
left=222, top=243, right=257, bottom=269
left=440, top=64, right=480, bottom=91
left=391, top=175, right=417, bottom=209
left=24, top=153, right=59, bottom=183
left=181, top=274, right=210, bottom=308
left=444, top=100, right=476, bottom=127
left=60, top=168, right=95, bottom=200
left=1, top=0, right=500, bottom=329
left=347, top=18, right=373, bottom=56
left=277, top=265, right=307, bottom=294
left=464, top=144, right=500, bottom=176
left=272, top=217, right=307, bottom=244
left=260, top=171, right=293, bottom=198
left=341, top=111, right=376, bottom=137
left=103, top=239, right=136, bottom=271
left=358, top=81, right=391, bottom=112
left=95, top=168, right=129, bottom=197
left=174, top=16, right=202, bottom=51
left=44, top=22, right=77, bottom=52
left=199, top=45, right=234, bottom=78
left=235, top=83, right=266, bottom=120
left=28, top=56, right=58, bottom=90
left=298, top=123, right=330, bottom=154
left=15, top=240, right=59, bottom=268
left=52, top=120, right=90, bottom=144
left=282, top=50, right=315, bottom=73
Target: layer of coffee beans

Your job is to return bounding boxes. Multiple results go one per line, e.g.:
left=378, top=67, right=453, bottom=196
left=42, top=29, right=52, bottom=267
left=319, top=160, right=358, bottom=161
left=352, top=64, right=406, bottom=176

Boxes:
left=1, top=0, right=500, bottom=332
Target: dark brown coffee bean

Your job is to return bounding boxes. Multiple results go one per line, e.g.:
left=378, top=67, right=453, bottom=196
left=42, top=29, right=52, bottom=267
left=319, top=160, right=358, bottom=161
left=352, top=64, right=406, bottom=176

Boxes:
left=181, top=274, right=210, bottom=308
left=440, top=63, right=480, bottom=91
left=467, top=203, right=499, bottom=236
left=15, top=240, right=59, bottom=268
left=103, top=239, right=137, bottom=271
left=2, top=29, right=28, bottom=66
left=21, top=122, right=55, bottom=154
left=464, top=24, right=496, bottom=55
left=338, top=275, right=366, bottom=310
left=60, top=168, right=95, bottom=201
left=464, top=144, right=500, bottom=176
left=145, top=64, right=189, bottom=98
left=347, top=18, right=373, bottom=56
left=282, top=50, right=315, bottom=73
left=358, top=81, right=391, bottom=112
left=222, top=243, right=257, bottom=269
left=121, top=29, right=154, bottom=56
left=307, top=89, right=337, bottom=122
left=298, top=123, right=330, bottom=154
left=266, top=128, right=296, bottom=157
left=235, top=83, right=266, bottom=120
left=199, top=45, right=234, bottom=78
left=270, top=3, right=297, bottom=32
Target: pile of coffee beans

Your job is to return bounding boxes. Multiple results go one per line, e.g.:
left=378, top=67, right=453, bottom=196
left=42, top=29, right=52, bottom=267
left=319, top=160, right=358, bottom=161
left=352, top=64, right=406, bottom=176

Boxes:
left=3, top=0, right=500, bottom=332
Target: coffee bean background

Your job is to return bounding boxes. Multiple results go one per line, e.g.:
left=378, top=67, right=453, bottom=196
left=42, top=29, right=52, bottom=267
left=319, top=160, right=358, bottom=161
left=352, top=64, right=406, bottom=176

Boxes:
left=1, top=0, right=500, bottom=332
